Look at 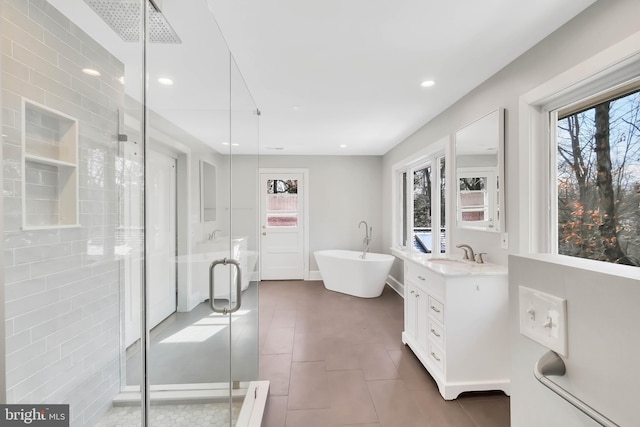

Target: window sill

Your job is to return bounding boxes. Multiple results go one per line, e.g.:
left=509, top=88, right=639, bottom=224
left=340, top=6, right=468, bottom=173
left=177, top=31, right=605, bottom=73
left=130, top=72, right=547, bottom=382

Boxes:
left=510, top=254, right=638, bottom=280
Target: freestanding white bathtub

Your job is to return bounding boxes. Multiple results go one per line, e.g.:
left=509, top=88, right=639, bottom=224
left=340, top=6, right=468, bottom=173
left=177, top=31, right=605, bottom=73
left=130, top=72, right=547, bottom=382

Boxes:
left=314, top=250, right=394, bottom=298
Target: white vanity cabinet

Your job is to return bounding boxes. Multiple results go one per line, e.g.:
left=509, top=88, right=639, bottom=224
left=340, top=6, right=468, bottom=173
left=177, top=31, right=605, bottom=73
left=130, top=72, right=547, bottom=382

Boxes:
left=401, top=258, right=509, bottom=400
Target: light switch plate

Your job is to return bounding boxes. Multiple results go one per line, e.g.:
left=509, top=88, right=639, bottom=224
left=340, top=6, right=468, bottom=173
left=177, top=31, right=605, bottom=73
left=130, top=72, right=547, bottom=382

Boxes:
left=501, top=233, right=509, bottom=249
left=519, top=286, right=568, bottom=356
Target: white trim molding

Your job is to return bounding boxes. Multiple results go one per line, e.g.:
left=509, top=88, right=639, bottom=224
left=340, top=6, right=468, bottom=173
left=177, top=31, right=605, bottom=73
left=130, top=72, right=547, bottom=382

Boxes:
left=258, top=168, right=310, bottom=280
left=386, top=275, right=404, bottom=298
left=309, top=270, right=322, bottom=281
left=518, top=30, right=640, bottom=255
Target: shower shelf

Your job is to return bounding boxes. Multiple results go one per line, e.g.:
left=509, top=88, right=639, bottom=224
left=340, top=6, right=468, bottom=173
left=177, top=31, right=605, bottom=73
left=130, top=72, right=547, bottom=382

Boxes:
left=24, top=154, right=76, bottom=168
left=21, top=98, right=79, bottom=229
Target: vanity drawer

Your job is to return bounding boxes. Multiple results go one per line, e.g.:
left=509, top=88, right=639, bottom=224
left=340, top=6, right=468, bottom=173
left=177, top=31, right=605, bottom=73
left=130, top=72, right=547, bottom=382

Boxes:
left=428, top=341, right=444, bottom=372
left=406, top=263, right=429, bottom=286
left=428, top=296, right=445, bottom=324
left=405, top=262, right=445, bottom=297
left=428, top=318, right=445, bottom=347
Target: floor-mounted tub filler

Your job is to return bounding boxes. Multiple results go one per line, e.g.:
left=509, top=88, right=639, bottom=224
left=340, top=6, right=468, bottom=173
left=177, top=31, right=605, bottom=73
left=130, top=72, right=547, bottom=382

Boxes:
left=315, top=249, right=394, bottom=298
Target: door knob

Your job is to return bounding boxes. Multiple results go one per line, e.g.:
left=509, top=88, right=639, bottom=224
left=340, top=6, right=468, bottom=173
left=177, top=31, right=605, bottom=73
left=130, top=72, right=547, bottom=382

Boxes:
left=262, top=232, right=267, bottom=235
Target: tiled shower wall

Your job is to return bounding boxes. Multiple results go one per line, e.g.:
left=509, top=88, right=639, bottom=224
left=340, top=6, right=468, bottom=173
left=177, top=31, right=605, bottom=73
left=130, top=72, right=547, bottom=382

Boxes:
left=2, top=0, right=126, bottom=425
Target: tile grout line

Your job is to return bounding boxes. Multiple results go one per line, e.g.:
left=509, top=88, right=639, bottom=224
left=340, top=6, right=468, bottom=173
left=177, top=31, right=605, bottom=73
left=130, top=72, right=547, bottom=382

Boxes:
left=456, top=400, right=483, bottom=427
left=363, top=375, right=383, bottom=426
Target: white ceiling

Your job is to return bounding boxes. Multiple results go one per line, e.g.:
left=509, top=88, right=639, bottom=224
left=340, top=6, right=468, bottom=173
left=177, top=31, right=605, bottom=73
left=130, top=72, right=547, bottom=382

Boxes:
left=50, top=0, right=597, bottom=155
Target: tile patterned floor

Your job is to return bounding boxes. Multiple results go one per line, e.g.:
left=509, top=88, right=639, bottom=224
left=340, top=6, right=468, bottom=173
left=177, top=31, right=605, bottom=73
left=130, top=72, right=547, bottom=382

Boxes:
left=259, top=280, right=510, bottom=427
left=95, top=401, right=242, bottom=427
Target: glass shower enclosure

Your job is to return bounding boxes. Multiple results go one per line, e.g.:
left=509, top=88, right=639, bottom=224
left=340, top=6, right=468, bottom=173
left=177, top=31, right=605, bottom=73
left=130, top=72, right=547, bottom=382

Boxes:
left=0, top=0, right=263, bottom=425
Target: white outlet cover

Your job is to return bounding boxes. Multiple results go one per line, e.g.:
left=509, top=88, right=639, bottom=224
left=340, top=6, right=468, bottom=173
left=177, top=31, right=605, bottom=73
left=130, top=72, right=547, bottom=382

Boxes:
left=501, top=233, right=509, bottom=249
left=519, top=286, right=568, bottom=356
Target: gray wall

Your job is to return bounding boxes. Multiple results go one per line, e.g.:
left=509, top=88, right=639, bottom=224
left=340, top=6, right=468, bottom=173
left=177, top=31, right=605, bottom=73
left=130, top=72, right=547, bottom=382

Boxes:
left=381, top=0, right=640, bottom=425
left=509, top=255, right=639, bottom=427
left=248, top=155, right=383, bottom=273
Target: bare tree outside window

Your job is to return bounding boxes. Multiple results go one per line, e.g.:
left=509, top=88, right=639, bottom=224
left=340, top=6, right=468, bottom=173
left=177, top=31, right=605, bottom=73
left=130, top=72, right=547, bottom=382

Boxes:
left=414, top=166, right=432, bottom=229
left=557, top=89, right=640, bottom=266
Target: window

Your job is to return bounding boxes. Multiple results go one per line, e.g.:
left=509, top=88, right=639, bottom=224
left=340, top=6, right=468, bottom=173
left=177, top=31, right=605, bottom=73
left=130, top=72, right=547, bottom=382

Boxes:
left=266, top=179, right=298, bottom=227
left=396, top=150, right=446, bottom=255
left=554, top=86, right=640, bottom=266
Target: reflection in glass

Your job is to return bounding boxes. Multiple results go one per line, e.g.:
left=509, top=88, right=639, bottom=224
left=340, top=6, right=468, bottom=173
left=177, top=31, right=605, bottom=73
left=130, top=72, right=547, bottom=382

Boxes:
left=459, top=177, right=488, bottom=221
left=201, top=161, right=217, bottom=222
left=455, top=109, right=503, bottom=232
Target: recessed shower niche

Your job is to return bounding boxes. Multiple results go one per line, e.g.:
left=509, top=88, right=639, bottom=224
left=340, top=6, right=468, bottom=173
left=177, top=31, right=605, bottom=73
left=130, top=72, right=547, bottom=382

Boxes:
left=21, top=99, right=79, bottom=229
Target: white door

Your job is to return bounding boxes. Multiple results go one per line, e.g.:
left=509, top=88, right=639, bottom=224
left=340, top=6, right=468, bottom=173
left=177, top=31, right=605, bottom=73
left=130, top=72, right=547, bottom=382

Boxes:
left=260, top=172, right=304, bottom=280
left=147, top=149, right=177, bottom=328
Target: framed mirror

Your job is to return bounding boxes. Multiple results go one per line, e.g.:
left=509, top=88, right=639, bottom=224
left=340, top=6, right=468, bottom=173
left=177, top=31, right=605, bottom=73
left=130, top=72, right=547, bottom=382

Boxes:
left=200, top=160, right=217, bottom=222
left=454, top=108, right=504, bottom=232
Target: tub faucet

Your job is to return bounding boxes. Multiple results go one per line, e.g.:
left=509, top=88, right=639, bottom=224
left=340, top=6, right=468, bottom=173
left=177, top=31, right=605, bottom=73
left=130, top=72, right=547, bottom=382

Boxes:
left=208, top=229, right=222, bottom=240
left=455, top=243, right=475, bottom=262
left=359, top=221, right=372, bottom=259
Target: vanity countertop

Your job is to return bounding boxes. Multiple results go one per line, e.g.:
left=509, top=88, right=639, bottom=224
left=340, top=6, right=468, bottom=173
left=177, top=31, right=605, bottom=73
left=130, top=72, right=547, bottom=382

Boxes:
left=391, top=248, right=508, bottom=277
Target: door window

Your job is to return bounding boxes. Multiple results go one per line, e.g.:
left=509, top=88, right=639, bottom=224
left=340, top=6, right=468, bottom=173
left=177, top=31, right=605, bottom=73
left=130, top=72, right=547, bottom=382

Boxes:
left=266, top=179, right=299, bottom=227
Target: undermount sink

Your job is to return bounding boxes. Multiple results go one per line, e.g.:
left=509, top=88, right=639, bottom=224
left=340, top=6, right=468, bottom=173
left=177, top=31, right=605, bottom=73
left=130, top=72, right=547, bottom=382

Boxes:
left=427, top=258, right=467, bottom=265
left=426, top=258, right=473, bottom=274
left=424, top=257, right=507, bottom=276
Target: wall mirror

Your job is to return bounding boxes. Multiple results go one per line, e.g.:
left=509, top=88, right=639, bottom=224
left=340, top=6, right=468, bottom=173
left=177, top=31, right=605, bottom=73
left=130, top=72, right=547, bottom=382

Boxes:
left=200, top=160, right=217, bottom=222
left=454, top=108, right=504, bottom=232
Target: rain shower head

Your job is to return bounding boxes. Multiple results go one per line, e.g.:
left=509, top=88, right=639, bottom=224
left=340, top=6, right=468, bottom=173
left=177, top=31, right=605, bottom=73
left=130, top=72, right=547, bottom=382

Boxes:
left=83, top=0, right=182, bottom=44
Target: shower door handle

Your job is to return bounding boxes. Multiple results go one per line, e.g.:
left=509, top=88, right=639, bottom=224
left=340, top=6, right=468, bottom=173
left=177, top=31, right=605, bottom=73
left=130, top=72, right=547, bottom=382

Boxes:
left=209, top=258, right=242, bottom=314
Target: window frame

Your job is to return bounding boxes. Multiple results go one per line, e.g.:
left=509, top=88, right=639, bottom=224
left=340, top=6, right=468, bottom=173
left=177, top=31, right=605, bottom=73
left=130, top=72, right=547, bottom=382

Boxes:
left=393, top=139, right=448, bottom=256
left=517, top=31, right=640, bottom=270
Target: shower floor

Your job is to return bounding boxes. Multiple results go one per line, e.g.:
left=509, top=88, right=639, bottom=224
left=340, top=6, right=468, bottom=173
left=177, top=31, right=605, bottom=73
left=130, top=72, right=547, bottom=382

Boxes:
left=126, top=282, right=259, bottom=386
left=95, top=401, right=242, bottom=427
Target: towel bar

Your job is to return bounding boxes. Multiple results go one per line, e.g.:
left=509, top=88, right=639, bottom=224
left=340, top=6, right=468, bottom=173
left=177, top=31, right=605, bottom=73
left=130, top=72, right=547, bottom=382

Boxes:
left=534, top=350, right=619, bottom=427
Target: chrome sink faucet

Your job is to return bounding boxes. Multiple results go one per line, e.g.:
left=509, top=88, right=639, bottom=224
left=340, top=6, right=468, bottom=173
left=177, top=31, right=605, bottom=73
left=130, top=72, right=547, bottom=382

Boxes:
left=359, top=220, right=372, bottom=259
left=455, top=244, right=475, bottom=262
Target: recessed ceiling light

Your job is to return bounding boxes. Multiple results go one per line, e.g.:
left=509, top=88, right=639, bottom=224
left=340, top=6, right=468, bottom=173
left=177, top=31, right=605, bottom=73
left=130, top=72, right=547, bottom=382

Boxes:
left=339, top=144, right=347, bottom=148
left=82, top=68, right=101, bottom=77
left=222, top=142, right=239, bottom=147
left=293, top=105, right=302, bottom=111
left=118, top=76, right=125, bottom=85
left=158, top=77, right=174, bottom=86
left=1, top=134, right=7, bottom=138
left=420, top=80, right=435, bottom=88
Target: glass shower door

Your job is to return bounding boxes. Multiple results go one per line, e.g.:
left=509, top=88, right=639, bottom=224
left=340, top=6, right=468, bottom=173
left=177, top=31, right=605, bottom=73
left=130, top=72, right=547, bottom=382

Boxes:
left=142, top=2, right=261, bottom=426
left=1, top=0, right=262, bottom=426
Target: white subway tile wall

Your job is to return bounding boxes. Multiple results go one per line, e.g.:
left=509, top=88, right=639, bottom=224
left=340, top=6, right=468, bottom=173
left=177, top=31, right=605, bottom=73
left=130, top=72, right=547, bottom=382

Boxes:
left=2, top=1, right=127, bottom=426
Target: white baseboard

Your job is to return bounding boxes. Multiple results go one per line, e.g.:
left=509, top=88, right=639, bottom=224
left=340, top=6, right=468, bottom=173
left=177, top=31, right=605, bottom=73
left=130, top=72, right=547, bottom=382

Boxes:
left=387, top=275, right=404, bottom=298
left=309, top=270, right=322, bottom=281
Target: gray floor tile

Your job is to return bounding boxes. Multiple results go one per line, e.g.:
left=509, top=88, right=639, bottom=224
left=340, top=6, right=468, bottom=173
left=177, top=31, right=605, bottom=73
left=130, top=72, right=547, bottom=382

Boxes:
left=327, top=370, right=378, bottom=425
left=262, top=395, right=288, bottom=427
left=259, top=353, right=292, bottom=396
left=258, top=280, right=510, bottom=427
left=458, top=394, right=511, bottom=427
left=287, top=361, right=330, bottom=410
